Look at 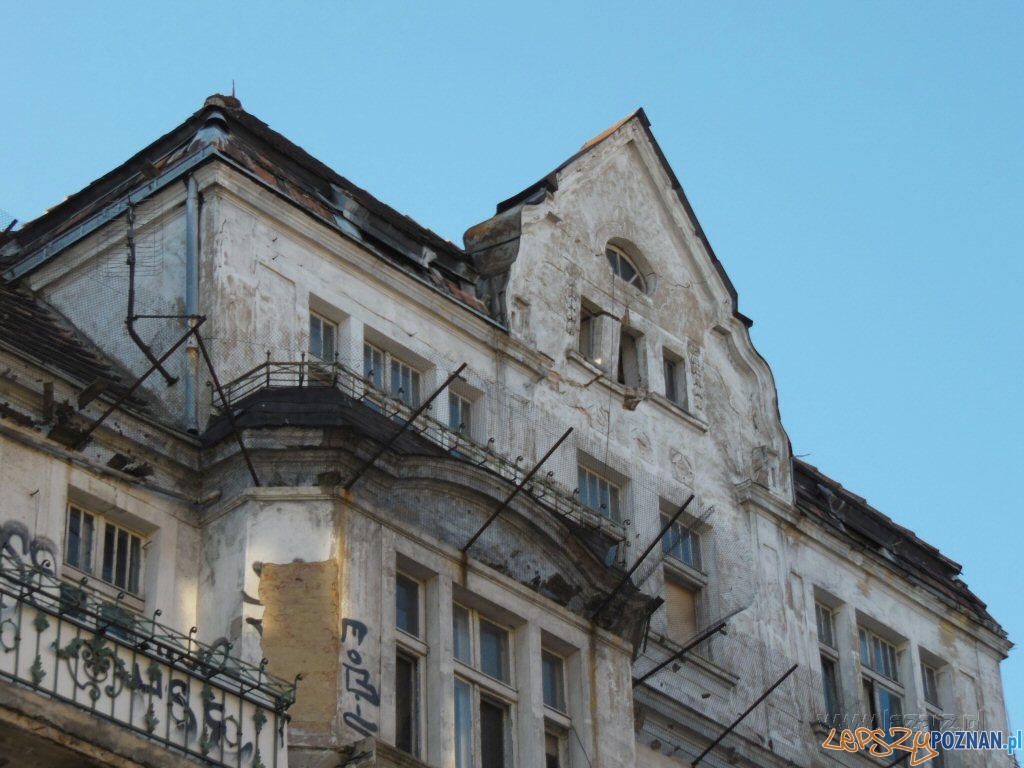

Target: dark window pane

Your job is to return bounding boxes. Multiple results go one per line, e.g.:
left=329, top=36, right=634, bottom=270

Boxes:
left=454, top=679, right=472, bottom=768
left=395, top=652, right=418, bottom=755
left=479, top=697, right=507, bottom=768
left=479, top=619, right=509, bottom=682
left=128, top=534, right=141, bottom=594
left=545, top=732, right=562, bottom=768
left=114, top=528, right=129, bottom=588
left=542, top=652, right=565, bottom=711
left=66, top=507, right=81, bottom=569
left=453, top=604, right=472, bottom=664
left=102, top=523, right=116, bottom=583
left=396, top=574, right=419, bottom=637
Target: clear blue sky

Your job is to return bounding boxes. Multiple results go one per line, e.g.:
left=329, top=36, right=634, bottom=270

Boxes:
left=2, top=0, right=1021, bottom=746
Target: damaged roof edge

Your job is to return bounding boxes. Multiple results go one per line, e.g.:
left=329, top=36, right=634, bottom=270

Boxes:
left=492, top=109, right=750, bottom=328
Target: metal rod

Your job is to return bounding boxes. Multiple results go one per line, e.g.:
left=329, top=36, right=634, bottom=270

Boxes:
left=462, top=427, right=573, bottom=553
left=73, top=320, right=204, bottom=450
left=690, top=663, right=799, bottom=767
left=343, top=364, right=467, bottom=491
left=632, top=619, right=728, bottom=687
left=194, top=329, right=261, bottom=488
left=591, top=494, right=695, bottom=621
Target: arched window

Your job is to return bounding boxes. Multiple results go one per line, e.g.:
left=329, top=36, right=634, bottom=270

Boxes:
left=605, top=243, right=647, bottom=293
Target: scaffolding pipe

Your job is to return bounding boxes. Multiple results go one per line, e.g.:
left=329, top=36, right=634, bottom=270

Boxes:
left=591, top=494, right=695, bottom=621
left=690, top=663, right=799, bottom=767
left=343, top=364, right=468, bottom=491
left=462, top=427, right=573, bottom=553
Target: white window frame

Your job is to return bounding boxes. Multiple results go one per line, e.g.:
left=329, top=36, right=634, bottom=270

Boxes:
left=660, top=512, right=702, bottom=572
left=452, top=602, right=517, bottom=768
left=576, top=464, right=622, bottom=522
left=815, top=603, right=842, bottom=723
left=448, top=390, right=474, bottom=437
left=308, top=311, right=337, bottom=362
left=363, top=341, right=423, bottom=408
left=605, top=243, right=647, bottom=292
left=859, top=627, right=905, bottom=731
left=64, top=503, right=146, bottom=599
left=395, top=572, right=426, bottom=758
left=662, top=350, right=687, bottom=409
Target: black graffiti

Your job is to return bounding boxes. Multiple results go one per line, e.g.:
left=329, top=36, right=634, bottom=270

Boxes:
left=0, top=520, right=59, bottom=573
left=341, top=617, right=379, bottom=737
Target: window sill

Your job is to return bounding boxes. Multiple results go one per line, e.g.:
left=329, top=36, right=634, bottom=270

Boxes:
left=648, top=392, right=708, bottom=433
left=61, top=565, right=145, bottom=614
left=663, top=557, right=707, bottom=588
left=646, top=634, right=738, bottom=689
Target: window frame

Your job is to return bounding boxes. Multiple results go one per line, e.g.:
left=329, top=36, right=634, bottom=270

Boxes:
left=394, top=572, right=427, bottom=758
left=660, top=512, right=702, bottom=572
left=64, top=503, right=146, bottom=599
left=662, top=350, right=687, bottom=409
left=616, top=326, right=644, bottom=388
left=452, top=601, right=517, bottom=768
left=363, top=341, right=423, bottom=408
left=576, top=464, right=622, bottom=522
left=815, top=603, right=842, bottom=723
left=858, top=627, right=905, bottom=732
left=605, top=243, right=647, bottom=293
left=448, top=390, right=474, bottom=437
left=308, top=311, right=337, bottom=362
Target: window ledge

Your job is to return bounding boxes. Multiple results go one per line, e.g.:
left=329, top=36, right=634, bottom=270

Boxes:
left=664, top=557, right=707, bottom=588
left=647, top=634, right=738, bottom=688
left=648, top=392, right=708, bottom=433
left=61, top=566, right=145, bottom=612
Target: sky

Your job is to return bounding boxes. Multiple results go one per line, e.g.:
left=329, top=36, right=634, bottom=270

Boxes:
left=2, top=0, right=1021, bottom=749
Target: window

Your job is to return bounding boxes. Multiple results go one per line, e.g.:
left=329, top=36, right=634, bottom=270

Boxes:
left=449, top=391, right=473, bottom=436
left=309, top=312, right=337, bottom=361
left=816, top=603, right=842, bottom=722
left=616, top=327, right=643, bottom=388
left=65, top=504, right=144, bottom=596
left=363, top=342, right=422, bottom=407
left=605, top=244, right=646, bottom=292
left=395, top=573, right=425, bottom=757
left=859, top=627, right=904, bottom=732
left=663, top=352, right=687, bottom=408
left=921, top=660, right=947, bottom=767
left=661, top=513, right=701, bottom=571
left=663, top=579, right=698, bottom=642
left=542, top=650, right=570, bottom=768
left=453, top=603, right=515, bottom=768
left=576, top=465, right=621, bottom=521
left=578, top=302, right=597, bottom=362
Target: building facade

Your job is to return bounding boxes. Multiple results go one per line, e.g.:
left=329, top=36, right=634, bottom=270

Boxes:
left=0, top=96, right=1012, bottom=768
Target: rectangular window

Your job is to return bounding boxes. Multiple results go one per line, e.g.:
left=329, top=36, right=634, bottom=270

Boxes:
left=309, top=312, right=337, bottom=361
left=577, top=465, right=621, bottom=521
left=396, top=573, right=420, bottom=637
left=363, top=342, right=422, bottom=407
left=449, top=391, right=473, bottom=435
left=816, top=603, right=836, bottom=649
left=541, top=651, right=566, bottom=712
left=664, top=579, right=698, bottom=642
left=663, top=353, right=686, bottom=408
left=395, top=651, right=420, bottom=756
left=65, top=504, right=144, bottom=596
left=921, top=662, right=940, bottom=707
left=661, top=513, right=701, bottom=571
left=616, top=328, right=642, bottom=387
left=578, top=304, right=596, bottom=361
left=820, top=655, right=841, bottom=720
left=452, top=602, right=515, bottom=768
left=859, top=628, right=900, bottom=682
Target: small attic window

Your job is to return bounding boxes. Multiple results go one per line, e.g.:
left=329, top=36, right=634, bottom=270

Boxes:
left=605, top=243, right=647, bottom=293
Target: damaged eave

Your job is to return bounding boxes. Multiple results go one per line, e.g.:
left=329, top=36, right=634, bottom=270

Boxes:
left=794, top=459, right=1008, bottom=642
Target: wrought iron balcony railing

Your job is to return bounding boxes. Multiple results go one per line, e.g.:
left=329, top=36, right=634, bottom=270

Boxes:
left=212, top=357, right=626, bottom=542
left=0, top=549, right=297, bottom=767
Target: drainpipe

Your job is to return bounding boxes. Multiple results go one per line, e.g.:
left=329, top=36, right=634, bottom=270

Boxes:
left=184, top=175, right=200, bottom=432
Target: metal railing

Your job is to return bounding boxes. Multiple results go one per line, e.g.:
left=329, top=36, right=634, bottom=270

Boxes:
left=213, top=357, right=625, bottom=542
left=0, top=550, right=296, bottom=768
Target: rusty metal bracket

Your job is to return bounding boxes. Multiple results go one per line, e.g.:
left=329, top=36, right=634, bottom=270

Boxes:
left=690, top=663, right=799, bottom=767
left=343, top=364, right=468, bottom=491
left=591, top=494, right=695, bottom=622
left=194, top=329, right=261, bottom=488
left=73, top=319, right=205, bottom=450
left=462, top=427, right=573, bottom=554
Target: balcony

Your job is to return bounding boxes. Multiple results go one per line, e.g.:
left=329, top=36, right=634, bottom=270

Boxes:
left=0, top=549, right=297, bottom=767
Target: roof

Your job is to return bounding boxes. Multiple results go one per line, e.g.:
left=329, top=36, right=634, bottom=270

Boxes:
left=793, top=458, right=1006, bottom=638
left=0, top=281, right=139, bottom=403
left=493, top=108, right=751, bottom=327
left=1, top=95, right=492, bottom=319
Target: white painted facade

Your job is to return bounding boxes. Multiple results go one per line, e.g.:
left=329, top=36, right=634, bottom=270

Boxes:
left=0, top=96, right=1012, bottom=768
